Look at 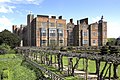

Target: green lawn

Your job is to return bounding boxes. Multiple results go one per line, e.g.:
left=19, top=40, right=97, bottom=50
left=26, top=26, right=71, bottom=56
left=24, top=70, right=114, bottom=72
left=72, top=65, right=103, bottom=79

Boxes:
left=0, top=54, right=37, bottom=80
left=63, top=57, right=120, bottom=77
left=51, top=55, right=120, bottom=79
left=40, top=64, right=62, bottom=75
left=65, top=76, right=84, bottom=80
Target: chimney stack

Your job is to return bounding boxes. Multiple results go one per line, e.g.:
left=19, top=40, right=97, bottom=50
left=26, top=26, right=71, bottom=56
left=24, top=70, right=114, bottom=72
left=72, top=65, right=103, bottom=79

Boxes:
left=70, top=18, right=73, bottom=23
left=12, top=25, right=17, bottom=33
left=58, top=16, right=62, bottom=19
left=51, top=16, right=56, bottom=19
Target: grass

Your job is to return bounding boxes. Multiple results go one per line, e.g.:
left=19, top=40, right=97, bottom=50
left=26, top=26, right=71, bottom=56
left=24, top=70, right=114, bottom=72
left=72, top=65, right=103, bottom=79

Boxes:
left=0, top=54, right=37, bottom=80
left=40, top=64, right=62, bottom=75
left=49, top=55, right=120, bottom=79
left=75, top=50, right=100, bottom=53
left=39, top=63, right=84, bottom=80
left=33, top=51, right=120, bottom=79
left=63, top=57, right=120, bottom=77
left=65, top=76, right=84, bottom=80
left=0, top=54, right=16, bottom=59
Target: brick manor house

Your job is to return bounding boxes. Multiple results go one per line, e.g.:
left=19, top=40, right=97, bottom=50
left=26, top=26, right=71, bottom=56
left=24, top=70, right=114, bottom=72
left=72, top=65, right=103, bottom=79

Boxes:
left=12, top=14, right=107, bottom=47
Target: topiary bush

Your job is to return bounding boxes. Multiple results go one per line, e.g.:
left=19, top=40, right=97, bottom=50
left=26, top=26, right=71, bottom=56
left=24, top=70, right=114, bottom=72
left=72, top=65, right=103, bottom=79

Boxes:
left=60, top=47, right=67, bottom=52
left=3, top=70, right=9, bottom=79
left=109, top=46, right=119, bottom=54
left=1, top=69, right=9, bottom=79
left=0, top=43, right=11, bottom=54
left=0, top=43, right=16, bottom=54
left=100, top=46, right=109, bottom=55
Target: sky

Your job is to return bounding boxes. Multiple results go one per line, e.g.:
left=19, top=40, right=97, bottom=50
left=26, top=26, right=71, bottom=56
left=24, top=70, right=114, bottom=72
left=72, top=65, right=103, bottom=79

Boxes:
left=0, top=0, right=120, bottom=38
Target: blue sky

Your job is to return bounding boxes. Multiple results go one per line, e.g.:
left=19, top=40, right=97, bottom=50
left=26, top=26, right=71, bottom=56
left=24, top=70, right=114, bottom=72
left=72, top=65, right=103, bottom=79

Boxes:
left=0, top=0, right=120, bottom=38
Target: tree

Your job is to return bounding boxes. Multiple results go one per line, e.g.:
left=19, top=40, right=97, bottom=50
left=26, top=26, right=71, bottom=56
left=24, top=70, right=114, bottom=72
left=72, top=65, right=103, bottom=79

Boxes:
left=0, top=43, right=11, bottom=54
left=115, top=37, right=120, bottom=46
left=106, top=38, right=116, bottom=46
left=0, top=29, right=21, bottom=48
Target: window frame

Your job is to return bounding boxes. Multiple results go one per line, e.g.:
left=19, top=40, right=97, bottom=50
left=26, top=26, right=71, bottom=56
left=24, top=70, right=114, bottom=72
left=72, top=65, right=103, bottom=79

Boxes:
left=41, top=28, right=46, bottom=36
left=57, top=23, right=63, bottom=27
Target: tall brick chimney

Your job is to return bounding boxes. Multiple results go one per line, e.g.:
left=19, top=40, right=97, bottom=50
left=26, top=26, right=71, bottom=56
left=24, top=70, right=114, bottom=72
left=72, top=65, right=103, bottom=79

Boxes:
left=58, top=16, right=62, bottom=19
left=12, top=25, right=17, bottom=33
left=70, top=18, right=73, bottom=23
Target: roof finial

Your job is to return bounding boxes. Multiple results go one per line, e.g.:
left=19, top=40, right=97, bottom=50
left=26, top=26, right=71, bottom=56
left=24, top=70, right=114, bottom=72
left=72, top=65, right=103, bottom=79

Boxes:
left=29, top=11, right=32, bottom=14
left=101, top=15, right=103, bottom=20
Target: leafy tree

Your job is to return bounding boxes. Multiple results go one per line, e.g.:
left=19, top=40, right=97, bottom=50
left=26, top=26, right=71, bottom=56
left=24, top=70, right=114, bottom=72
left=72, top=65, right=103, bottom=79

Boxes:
left=0, top=43, right=11, bottom=53
left=0, top=29, right=21, bottom=48
left=106, top=38, right=116, bottom=46
left=0, top=43, right=16, bottom=54
left=115, top=37, right=120, bottom=46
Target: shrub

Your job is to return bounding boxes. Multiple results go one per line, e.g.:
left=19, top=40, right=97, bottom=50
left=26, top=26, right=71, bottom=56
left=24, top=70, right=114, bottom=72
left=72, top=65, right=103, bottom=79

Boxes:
left=2, top=70, right=9, bottom=79
left=8, top=49, right=16, bottom=54
left=100, top=46, right=109, bottom=55
left=0, top=43, right=11, bottom=53
left=60, top=47, right=67, bottom=52
left=0, top=43, right=16, bottom=54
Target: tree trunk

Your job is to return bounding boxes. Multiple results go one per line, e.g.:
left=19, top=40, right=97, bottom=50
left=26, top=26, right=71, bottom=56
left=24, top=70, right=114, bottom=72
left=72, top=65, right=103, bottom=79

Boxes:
left=68, top=57, right=73, bottom=76
left=36, top=53, right=37, bottom=61
left=57, top=53, right=61, bottom=71
left=85, top=59, right=88, bottom=80
left=40, top=54, right=43, bottom=64
left=71, top=57, right=80, bottom=76
left=34, top=53, right=35, bottom=60
left=49, top=55, right=52, bottom=66
left=109, top=63, right=112, bottom=80
left=100, top=62, right=108, bottom=80
left=60, top=55, right=63, bottom=71
left=103, top=63, right=111, bottom=79
left=54, top=55, right=57, bottom=68
left=96, top=60, right=100, bottom=80
left=113, top=64, right=118, bottom=79
left=46, top=54, right=49, bottom=65
left=43, top=53, right=45, bottom=64
left=83, top=58, right=85, bottom=71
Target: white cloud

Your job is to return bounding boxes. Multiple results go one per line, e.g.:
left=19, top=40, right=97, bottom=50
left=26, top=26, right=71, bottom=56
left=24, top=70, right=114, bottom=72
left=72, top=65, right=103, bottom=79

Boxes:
left=0, top=16, right=13, bottom=32
left=0, top=0, right=44, bottom=5
left=0, top=5, right=15, bottom=13
left=0, top=26, right=4, bottom=32
left=25, top=0, right=44, bottom=5
left=0, top=0, right=44, bottom=13
left=107, top=22, right=120, bottom=38
left=0, top=0, right=11, bottom=3
left=91, top=16, right=120, bottom=38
